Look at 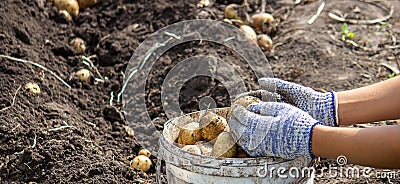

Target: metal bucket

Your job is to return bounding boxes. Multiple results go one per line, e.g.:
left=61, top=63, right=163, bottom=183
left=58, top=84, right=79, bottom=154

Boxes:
left=159, top=108, right=315, bottom=184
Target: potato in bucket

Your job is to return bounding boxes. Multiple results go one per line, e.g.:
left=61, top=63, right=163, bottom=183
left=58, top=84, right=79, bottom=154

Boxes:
left=212, top=131, right=238, bottom=158
left=199, top=112, right=227, bottom=141
left=195, top=141, right=213, bottom=156
left=227, top=96, right=261, bottom=118
left=160, top=107, right=314, bottom=183
left=181, top=145, right=202, bottom=155
left=177, top=122, right=202, bottom=145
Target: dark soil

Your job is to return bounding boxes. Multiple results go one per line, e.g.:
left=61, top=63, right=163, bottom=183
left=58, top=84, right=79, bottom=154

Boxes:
left=0, top=0, right=399, bottom=183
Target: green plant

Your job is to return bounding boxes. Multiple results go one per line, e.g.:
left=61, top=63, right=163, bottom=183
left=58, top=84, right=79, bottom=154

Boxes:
left=341, top=23, right=355, bottom=41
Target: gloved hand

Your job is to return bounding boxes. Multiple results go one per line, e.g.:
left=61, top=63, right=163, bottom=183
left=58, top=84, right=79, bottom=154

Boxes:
left=252, top=78, right=338, bottom=127
left=228, top=102, right=322, bottom=159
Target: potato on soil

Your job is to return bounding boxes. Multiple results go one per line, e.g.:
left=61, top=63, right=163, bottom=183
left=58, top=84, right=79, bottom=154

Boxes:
left=58, top=10, right=72, bottom=22
left=239, top=25, right=257, bottom=43
left=138, top=149, right=151, bottom=158
left=197, top=0, right=210, bottom=8
left=77, top=0, right=96, bottom=9
left=251, top=13, right=274, bottom=31
left=212, top=131, right=237, bottom=158
left=70, top=37, right=86, bottom=54
left=131, top=155, right=152, bottom=172
left=195, top=141, right=213, bottom=156
left=224, top=4, right=240, bottom=19
left=177, top=122, right=202, bottom=145
left=257, top=34, right=273, bottom=51
left=199, top=112, right=227, bottom=141
left=52, top=0, right=79, bottom=17
left=25, top=82, right=41, bottom=94
left=181, top=145, right=202, bottom=155
left=75, top=69, right=91, bottom=83
left=224, top=4, right=250, bottom=25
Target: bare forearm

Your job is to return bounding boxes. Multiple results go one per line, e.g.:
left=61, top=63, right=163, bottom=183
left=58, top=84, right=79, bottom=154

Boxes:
left=337, top=76, right=400, bottom=125
left=312, top=125, right=400, bottom=169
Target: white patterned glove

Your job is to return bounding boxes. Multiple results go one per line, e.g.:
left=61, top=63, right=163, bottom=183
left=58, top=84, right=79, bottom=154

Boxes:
left=258, top=78, right=338, bottom=127
left=228, top=102, right=322, bottom=159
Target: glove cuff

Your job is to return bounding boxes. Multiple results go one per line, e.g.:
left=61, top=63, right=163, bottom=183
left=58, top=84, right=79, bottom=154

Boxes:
left=308, top=122, right=323, bottom=159
left=287, top=113, right=322, bottom=159
left=316, top=91, right=338, bottom=127
left=330, top=91, right=339, bottom=127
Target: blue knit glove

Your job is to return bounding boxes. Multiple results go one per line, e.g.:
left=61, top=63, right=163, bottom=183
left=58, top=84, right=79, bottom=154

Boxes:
left=228, top=102, right=322, bottom=159
left=258, top=78, right=338, bottom=127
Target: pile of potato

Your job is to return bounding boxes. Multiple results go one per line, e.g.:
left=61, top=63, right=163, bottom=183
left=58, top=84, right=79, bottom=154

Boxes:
left=176, top=96, right=261, bottom=158
left=223, top=2, right=275, bottom=51
left=45, top=1, right=94, bottom=84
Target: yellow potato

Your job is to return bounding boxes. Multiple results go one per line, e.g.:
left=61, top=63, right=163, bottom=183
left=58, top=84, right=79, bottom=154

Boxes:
left=227, top=96, right=261, bottom=118
left=251, top=13, right=274, bottom=31
left=24, top=82, right=41, bottom=94
left=131, top=155, right=152, bottom=172
left=240, top=25, right=257, bottom=44
left=224, top=4, right=249, bottom=25
left=181, top=145, right=202, bottom=155
left=70, top=37, right=86, bottom=54
left=53, top=0, right=79, bottom=17
left=195, top=141, right=213, bottom=156
left=223, top=18, right=234, bottom=25
left=233, top=96, right=260, bottom=107
left=223, top=124, right=230, bottom=132
left=77, top=0, right=96, bottom=9
left=75, top=69, right=91, bottom=83
left=58, top=10, right=72, bottom=22
left=224, top=4, right=240, bottom=19
left=212, top=132, right=237, bottom=158
left=199, top=112, right=227, bottom=141
left=257, top=34, right=273, bottom=51
left=138, top=149, right=151, bottom=158
left=177, top=122, right=202, bottom=145
left=197, top=0, right=210, bottom=8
